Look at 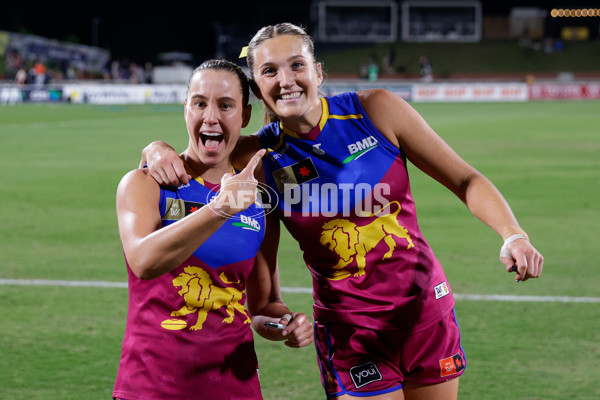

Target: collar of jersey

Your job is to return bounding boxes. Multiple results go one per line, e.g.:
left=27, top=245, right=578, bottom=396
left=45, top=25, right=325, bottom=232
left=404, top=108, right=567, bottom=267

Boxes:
left=181, top=157, right=235, bottom=190
left=279, top=97, right=329, bottom=141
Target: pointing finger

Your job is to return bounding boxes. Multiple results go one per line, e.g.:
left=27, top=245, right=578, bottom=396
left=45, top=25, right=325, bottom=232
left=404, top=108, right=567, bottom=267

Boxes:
left=239, top=149, right=266, bottom=177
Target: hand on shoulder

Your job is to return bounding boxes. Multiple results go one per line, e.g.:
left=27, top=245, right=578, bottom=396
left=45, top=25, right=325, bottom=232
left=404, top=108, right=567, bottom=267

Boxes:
left=141, top=141, right=189, bottom=187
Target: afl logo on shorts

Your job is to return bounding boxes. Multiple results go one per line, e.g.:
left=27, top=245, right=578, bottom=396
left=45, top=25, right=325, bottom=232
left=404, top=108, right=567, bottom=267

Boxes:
left=439, top=353, right=465, bottom=378
left=349, top=362, right=382, bottom=389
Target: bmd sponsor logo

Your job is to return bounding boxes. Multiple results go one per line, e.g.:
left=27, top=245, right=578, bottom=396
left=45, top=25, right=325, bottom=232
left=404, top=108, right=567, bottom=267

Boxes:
left=232, top=215, right=261, bottom=232
left=343, top=136, right=378, bottom=163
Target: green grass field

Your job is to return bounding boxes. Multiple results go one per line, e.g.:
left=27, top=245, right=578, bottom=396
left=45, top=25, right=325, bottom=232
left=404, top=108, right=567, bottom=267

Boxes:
left=1, top=100, right=599, bottom=399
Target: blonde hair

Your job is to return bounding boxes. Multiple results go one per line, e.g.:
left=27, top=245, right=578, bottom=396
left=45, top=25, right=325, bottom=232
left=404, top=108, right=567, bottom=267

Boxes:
left=246, top=23, right=323, bottom=127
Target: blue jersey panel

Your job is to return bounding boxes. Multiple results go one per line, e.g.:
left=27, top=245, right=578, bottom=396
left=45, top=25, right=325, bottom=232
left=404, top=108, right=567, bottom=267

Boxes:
left=158, top=178, right=265, bottom=270
left=260, top=92, right=404, bottom=215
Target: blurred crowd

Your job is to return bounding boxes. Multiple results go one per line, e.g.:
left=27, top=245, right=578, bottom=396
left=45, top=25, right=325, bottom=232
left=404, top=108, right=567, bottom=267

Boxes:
left=105, top=60, right=154, bottom=84
left=4, top=49, right=154, bottom=85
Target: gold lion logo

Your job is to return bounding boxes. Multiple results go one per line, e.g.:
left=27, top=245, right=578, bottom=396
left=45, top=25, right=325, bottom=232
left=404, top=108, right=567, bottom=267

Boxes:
left=320, top=201, right=414, bottom=280
left=165, top=266, right=251, bottom=331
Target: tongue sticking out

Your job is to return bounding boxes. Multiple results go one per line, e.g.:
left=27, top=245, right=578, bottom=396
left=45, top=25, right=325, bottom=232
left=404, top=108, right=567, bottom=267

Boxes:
left=204, top=138, right=221, bottom=150
left=202, top=133, right=223, bottom=150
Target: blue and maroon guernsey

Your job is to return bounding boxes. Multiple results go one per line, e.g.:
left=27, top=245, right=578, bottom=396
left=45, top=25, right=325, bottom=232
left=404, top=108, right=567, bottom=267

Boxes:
left=114, top=166, right=266, bottom=400
left=259, top=92, right=454, bottom=333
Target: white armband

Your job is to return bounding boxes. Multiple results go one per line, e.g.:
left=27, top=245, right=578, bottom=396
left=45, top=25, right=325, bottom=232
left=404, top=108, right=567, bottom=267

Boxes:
left=500, top=234, right=528, bottom=258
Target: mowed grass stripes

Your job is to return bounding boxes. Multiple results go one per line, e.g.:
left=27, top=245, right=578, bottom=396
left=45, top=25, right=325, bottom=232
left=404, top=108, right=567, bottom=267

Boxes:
left=0, top=100, right=598, bottom=399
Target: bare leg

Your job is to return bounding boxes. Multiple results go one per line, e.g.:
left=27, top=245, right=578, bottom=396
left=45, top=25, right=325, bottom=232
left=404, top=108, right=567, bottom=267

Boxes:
left=334, top=390, right=404, bottom=400
left=403, top=378, right=459, bottom=400
left=332, top=378, right=458, bottom=400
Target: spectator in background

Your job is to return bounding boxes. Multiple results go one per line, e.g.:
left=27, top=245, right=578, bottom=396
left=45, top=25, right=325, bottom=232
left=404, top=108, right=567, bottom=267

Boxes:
left=144, top=62, right=154, bottom=84
left=419, top=55, right=433, bottom=82
left=359, top=63, right=369, bottom=79
left=129, top=63, right=144, bottom=84
left=382, top=46, right=396, bottom=74
left=111, top=60, right=122, bottom=81
left=15, top=66, right=27, bottom=85
left=5, top=49, right=21, bottom=80
left=544, top=38, right=554, bottom=54
left=66, top=63, right=77, bottom=80
left=33, top=60, right=48, bottom=86
left=368, top=53, right=379, bottom=82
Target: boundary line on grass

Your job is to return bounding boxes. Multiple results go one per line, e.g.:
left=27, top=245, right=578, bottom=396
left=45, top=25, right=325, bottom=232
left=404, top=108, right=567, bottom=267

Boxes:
left=1, top=278, right=600, bottom=303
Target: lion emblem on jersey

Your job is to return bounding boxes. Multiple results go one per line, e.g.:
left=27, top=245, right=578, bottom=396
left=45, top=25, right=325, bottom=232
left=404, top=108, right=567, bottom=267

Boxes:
left=167, top=266, right=250, bottom=331
left=320, top=201, right=414, bottom=280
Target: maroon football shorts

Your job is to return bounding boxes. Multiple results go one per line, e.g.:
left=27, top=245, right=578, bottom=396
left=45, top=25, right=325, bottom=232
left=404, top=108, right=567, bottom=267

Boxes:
left=314, top=309, right=466, bottom=397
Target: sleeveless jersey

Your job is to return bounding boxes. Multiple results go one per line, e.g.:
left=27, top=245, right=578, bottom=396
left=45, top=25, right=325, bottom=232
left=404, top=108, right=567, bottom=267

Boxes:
left=114, top=169, right=266, bottom=400
left=259, top=92, right=454, bottom=333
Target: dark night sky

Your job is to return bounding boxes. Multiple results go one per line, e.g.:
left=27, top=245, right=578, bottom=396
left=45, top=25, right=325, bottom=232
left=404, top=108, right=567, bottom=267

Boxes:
left=2, top=2, right=315, bottom=63
left=2, top=1, right=597, bottom=64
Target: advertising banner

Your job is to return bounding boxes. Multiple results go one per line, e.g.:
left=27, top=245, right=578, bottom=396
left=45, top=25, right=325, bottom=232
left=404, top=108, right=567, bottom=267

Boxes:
left=0, top=87, right=22, bottom=104
left=529, top=83, right=600, bottom=100
left=62, top=84, right=187, bottom=104
left=413, top=83, right=528, bottom=102
left=20, top=87, right=63, bottom=102
left=323, top=80, right=412, bottom=101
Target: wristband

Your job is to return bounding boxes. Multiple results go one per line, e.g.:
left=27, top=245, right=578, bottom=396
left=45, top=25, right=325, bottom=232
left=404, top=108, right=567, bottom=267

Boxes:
left=499, top=234, right=528, bottom=258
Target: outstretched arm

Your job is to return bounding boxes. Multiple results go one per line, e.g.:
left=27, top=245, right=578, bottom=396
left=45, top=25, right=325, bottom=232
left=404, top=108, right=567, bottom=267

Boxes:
left=359, top=89, right=543, bottom=281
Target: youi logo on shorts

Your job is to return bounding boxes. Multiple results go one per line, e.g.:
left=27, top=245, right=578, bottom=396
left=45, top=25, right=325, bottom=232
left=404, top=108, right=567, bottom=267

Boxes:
left=349, top=362, right=382, bottom=389
left=343, top=136, right=378, bottom=164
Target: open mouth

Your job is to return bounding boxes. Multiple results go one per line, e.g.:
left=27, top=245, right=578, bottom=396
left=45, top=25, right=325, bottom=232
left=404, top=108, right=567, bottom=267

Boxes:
left=201, top=132, right=224, bottom=150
